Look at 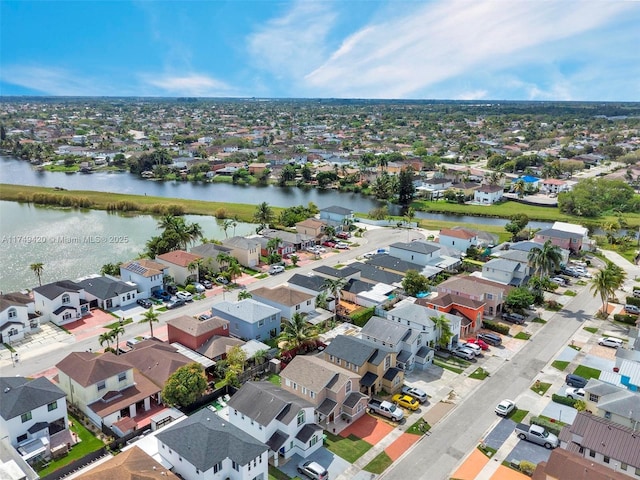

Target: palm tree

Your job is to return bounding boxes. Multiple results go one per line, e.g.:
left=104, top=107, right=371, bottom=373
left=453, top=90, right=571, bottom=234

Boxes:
left=323, top=277, right=347, bottom=320
left=222, top=219, right=234, bottom=238
left=527, top=240, right=563, bottom=278
left=99, top=330, right=114, bottom=352
left=404, top=207, right=416, bottom=227
left=513, top=179, right=526, bottom=198
left=590, top=263, right=627, bottom=315
left=279, top=313, right=317, bottom=350
left=238, top=290, right=253, bottom=300
left=227, top=260, right=242, bottom=283
left=266, top=237, right=282, bottom=255
left=431, top=314, right=452, bottom=349
left=216, top=252, right=233, bottom=271
left=110, top=323, right=125, bottom=355
left=187, top=258, right=203, bottom=282
left=157, top=214, right=203, bottom=250
left=141, top=307, right=160, bottom=338
left=30, top=262, right=44, bottom=286
left=253, top=202, right=274, bottom=231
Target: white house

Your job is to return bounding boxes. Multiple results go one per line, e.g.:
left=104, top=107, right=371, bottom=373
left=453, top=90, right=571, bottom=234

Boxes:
left=0, top=377, right=70, bottom=465
left=227, top=381, right=323, bottom=465
left=386, top=300, right=462, bottom=349
left=0, top=292, right=41, bottom=344
left=33, top=280, right=89, bottom=326
left=77, top=275, right=139, bottom=310
left=250, top=285, right=315, bottom=321
left=156, top=408, right=269, bottom=480
left=438, top=228, right=479, bottom=252
left=389, top=241, right=441, bottom=266
left=481, top=258, right=528, bottom=286
left=156, top=250, right=203, bottom=285
left=474, top=184, right=504, bottom=204
left=120, top=259, right=169, bottom=299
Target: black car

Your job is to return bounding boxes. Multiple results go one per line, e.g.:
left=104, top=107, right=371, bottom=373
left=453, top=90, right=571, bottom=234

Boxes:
left=136, top=298, right=152, bottom=309
left=478, top=332, right=502, bottom=346
left=565, top=373, right=587, bottom=388
left=166, top=284, right=178, bottom=294
left=166, top=298, right=186, bottom=309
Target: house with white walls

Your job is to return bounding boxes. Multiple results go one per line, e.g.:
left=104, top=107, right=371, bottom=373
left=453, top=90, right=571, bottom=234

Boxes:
left=0, top=292, right=41, bottom=344
left=33, top=280, right=89, bottom=326
left=120, top=259, right=169, bottom=299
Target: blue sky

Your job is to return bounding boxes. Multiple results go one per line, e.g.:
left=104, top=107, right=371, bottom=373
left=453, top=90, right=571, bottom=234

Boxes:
left=1, top=0, right=639, bottom=101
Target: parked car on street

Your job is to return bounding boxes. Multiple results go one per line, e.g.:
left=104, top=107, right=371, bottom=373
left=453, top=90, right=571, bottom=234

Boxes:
left=176, top=291, right=193, bottom=302
left=598, top=337, right=623, bottom=348
left=401, top=386, right=428, bottom=403
left=478, top=332, right=502, bottom=347
left=166, top=298, right=186, bottom=309
left=391, top=394, right=420, bottom=411
left=269, top=265, right=285, bottom=275
left=495, top=399, right=516, bottom=416
left=136, top=298, right=152, bottom=308
left=565, top=373, right=587, bottom=388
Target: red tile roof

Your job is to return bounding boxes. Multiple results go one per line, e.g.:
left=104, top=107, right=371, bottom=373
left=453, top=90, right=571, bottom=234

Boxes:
left=156, top=250, right=203, bottom=267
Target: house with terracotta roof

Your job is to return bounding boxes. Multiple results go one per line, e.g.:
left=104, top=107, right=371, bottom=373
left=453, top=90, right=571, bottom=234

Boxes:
left=474, top=184, right=504, bottom=204
left=166, top=315, right=229, bottom=351
left=0, top=376, right=70, bottom=466
left=251, top=285, right=315, bottom=321
left=156, top=250, right=204, bottom=285
left=295, top=218, right=327, bottom=240
left=437, top=275, right=512, bottom=317
left=438, top=228, right=479, bottom=252
left=75, top=446, right=178, bottom=480
left=119, top=259, right=169, bottom=299
left=558, top=412, right=640, bottom=477
left=281, top=355, right=367, bottom=427
left=33, top=280, right=89, bottom=326
left=0, top=292, right=41, bottom=344
left=417, top=293, right=485, bottom=336
left=540, top=178, right=570, bottom=194
left=56, top=352, right=159, bottom=431
left=227, top=381, right=323, bottom=464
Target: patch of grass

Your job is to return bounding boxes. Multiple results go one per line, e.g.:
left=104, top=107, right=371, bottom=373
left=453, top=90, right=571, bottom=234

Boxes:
left=267, top=374, right=281, bottom=386
left=268, top=465, right=294, bottom=480
left=530, top=381, right=552, bottom=396
left=576, top=280, right=587, bottom=286
left=552, top=360, right=570, bottom=371
left=433, top=358, right=464, bottom=374
left=156, top=306, right=168, bottom=312
left=104, top=318, right=133, bottom=329
left=538, top=415, right=568, bottom=427
left=573, top=365, right=601, bottom=380
left=478, top=443, right=497, bottom=458
left=532, top=317, right=547, bottom=324
left=406, top=419, right=431, bottom=435
left=507, top=409, right=529, bottom=424
left=514, top=332, right=531, bottom=340
left=583, top=326, right=599, bottom=334
left=565, top=290, right=577, bottom=297
left=256, top=273, right=269, bottom=279
left=569, top=344, right=582, bottom=351
left=469, top=367, right=490, bottom=380
left=3, top=343, right=15, bottom=352
left=324, top=432, right=372, bottom=463
left=37, top=414, right=105, bottom=476
left=333, top=264, right=345, bottom=269
left=363, top=451, right=393, bottom=474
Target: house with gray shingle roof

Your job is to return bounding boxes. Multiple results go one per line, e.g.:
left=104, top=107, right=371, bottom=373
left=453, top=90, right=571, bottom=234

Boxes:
left=481, top=257, right=528, bottom=286
left=221, top=236, right=261, bottom=268
left=251, top=285, right=315, bottom=321
left=190, top=243, right=233, bottom=274
left=212, top=299, right=281, bottom=341
left=77, top=275, right=139, bottom=309
left=33, top=280, right=89, bottom=326
left=227, top=382, right=322, bottom=464
left=0, top=292, right=41, bottom=344
left=319, top=206, right=353, bottom=231
left=156, top=408, right=269, bottom=480
left=323, top=335, right=403, bottom=396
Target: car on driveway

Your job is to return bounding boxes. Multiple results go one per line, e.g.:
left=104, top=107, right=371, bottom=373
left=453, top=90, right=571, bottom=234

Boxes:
left=336, top=232, right=350, bottom=239
left=202, top=279, right=213, bottom=289
left=462, top=342, right=482, bottom=355
left=391, top=394, right=420, bottom=411
left=495, top=399, right=516, bottom=416
left=297, top=461, right=328, bottom=480
left=598, top=337, right=623, bottom=348
left=502, top=312, right=526, bottom=324
left=335, top=242, right=349, bottom=249
left=136, top=298, right=152, bottom=308
left=624, top=304, right=640, bottom=315
left=153, top=290, right=171, bottom=301
left=466, top=338, right=489, bottom=350
left=322, top=240, right=336, bottom=248
left=565, top=373, right=587, bottom=388
left=453, top=347, right=475, bottom=360
left=565, top=387, right=585, bottom=399
left=192, top=282, right=206, bottom=293
left=402, top=386, right=428, bottom=403
left=216, top=276, right=229, bottom=284
left=478, top=332, right=502, bottom=347
left=550, top=277, right=568, bottom=286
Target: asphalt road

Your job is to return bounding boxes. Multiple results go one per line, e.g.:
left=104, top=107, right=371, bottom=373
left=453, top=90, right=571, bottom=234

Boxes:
left=6, top=226, right=422, bottom=378
left=380, top=282, right=602, bottom=480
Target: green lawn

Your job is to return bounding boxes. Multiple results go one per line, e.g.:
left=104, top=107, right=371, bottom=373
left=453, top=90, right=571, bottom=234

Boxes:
left=507, top=409, right=529, bottom=424
left=583, top=326, right=599, bottom=334
left=267, top=374, right=281, bottom=386
left=532, top=317, right=547, bottom=324
left=469, top=367, right=490, bottom=380
left=104, top=318, right=133, bottom=329
left=269, top=465, right=298, bottom=480
left=256, top=273, right=269, bottom=279
left=363, top=451, right=393, bottom=474
left=514, top=332, right=531, bottom=340
left=38, top=415, right=105, bottom=476
left=433, top=358, right=465, bottom=374
left=530, top=381, right=552, bottom=396
left=478, top=443, right=498, bottom=458
left=552, top=360, right=570, bottom=371
left=573, top=365, right=601, bottom=380
left=324, top=432, right=372, bottom=463
left=406, top=419, right=431, bottom=435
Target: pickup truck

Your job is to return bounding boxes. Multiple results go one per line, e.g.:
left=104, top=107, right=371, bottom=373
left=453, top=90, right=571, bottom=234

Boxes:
left=515, top=423, right=559, bottom=449
left=368, top=398, right=404, bottom=421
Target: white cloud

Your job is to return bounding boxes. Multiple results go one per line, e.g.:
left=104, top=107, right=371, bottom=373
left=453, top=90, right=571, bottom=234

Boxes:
left=0, top=65, right=117, bottom=96
left=247, top=1, right=337, bottom=80
left=142, top=73, right=232, bottom=96
left=302, top=0, right=637, bottom=99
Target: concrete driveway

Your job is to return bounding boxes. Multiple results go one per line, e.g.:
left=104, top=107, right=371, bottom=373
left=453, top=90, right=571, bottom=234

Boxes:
left=483, top=417, right=517, bottom=450
left=506, top=440, right=554, bottom=466
left=278, top=448, right=350, bottom=480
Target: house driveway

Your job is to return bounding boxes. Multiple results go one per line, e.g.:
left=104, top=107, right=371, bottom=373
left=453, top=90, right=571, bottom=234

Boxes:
left=339, top=413, right=395, bottom=444
left=505, top=440, right=553, bottom=466
left=278, top=448, right=350, bottom=480
left=483, top=417, right=517, bottom=450
left=64, top=309, right=114, bottom=341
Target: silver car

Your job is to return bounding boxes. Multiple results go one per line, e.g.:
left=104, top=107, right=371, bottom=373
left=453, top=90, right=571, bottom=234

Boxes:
left=297, top=461, right=328, bottom=480
left=453, top=346, right=475, bottom=360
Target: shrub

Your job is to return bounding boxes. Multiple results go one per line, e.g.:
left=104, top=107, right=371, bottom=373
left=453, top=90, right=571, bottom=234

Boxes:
left=165, top=204, right=185, bottom=215
left=530, top=416, right=561, bottom=436
left=350, top=307, right=375, bottom=327
left=214, top=208, right=228, bottom=219
left=625, top=296, right=640, bottom=307
left=614, top=314, right=638, bottom=325
left=552, top=394, right=577, bottom=407
left=185, top=285, right=196, bottom=294
left=482, top=320, right=510, bottom=335
left=519, top=460, right=536, bottom=476
left=545, top=300, right=562, bottom=311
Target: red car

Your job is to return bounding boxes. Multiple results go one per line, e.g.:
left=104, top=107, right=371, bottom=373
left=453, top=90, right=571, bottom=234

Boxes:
left=322, top=240, right=336, bottom=248
left=466, top=338, right=489, bottom=350
left=336, top=232, right=350, bottom=239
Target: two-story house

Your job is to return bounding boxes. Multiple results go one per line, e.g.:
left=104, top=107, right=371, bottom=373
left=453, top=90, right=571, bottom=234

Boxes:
left=437, top=276, right=512, bottom=317
left=281, top=355, right=367, bottom=427
left=323, top=335, right=403, bottom=396
left=506, top=240, right=570, bottom=266
left=167, top=315, right=229, bottom=351
left=582, top=379, right=640, bottom=429
left=438, top=228, right=479, bottom=252
left=74, top=446, right=179, bottom=480
left=33, top=280, right=89, bottom=326
left=78, top=276, right=139, bottom=310
left=481, top=258, right=528, bottom=286
left=251, top=286, right=315, bottom=321
left=212, top=299, right=281, bottom=341
left=558, top=412, right=640, bottom=478
left=56, top=352, right=158, bottom=430
left=416, top=294, right=485, bottom=336
left=532, top=449, right=628, bottom=480
left=474, top=184, right=504, bottom=205
left=228, top=382, right=323, bottom=465
left=120, top=259, right=169, bottom=299
left=0, top=377, right=70, bottom=466
left=222, top=236, right=261, bottom=268
left=156, top=250, right=204, bottom=285
left=295, top=218, right=327, bottom=241
left=389, top=241, right=440, bottom=266
left=0, top=292, right=41, bottom=344
left=156, top=409, right=269, bottom=480
left=190, top=243, right=234, bottom=274
left=360, top=315, right=433, bottom=371
left=319, top=206, right=354, bottom=231
left=534, top=228, right=583, bottom=254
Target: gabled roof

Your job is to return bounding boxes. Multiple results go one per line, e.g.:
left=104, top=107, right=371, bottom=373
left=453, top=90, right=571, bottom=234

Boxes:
left=418, top=293, right=485, bottom=310
left=197, top=335, right=245, bottom=359
left=156, top=250, right=203, bottom=268
left=477, top=184, right=503, bottom=193
left=387, top=302, right=460, bottom=327
left=120, top=259, right=167, bottom=278
left=390, top=241, right=440, bottom=255
left=212, top=299, right=280, bottom=323
left=122, top=340, right=193, bottom=388
left=33, top=280, right=83, bottom=300
left=156, top=409, right=267, bottom=470
left=77, top=446, right=177, bottom=480
left=190, top=243, right=232, bottom=258
left=0, top=376, right=66, bottom=420
left=324, top=335, right=391, bottom=367
left=360, top=316, right=411, bottom=345
left=287, top=274, right=327, bottom=293
left=222, top=236, right=261, bottom=250
left=438, top=275, right=511, bottom=297
left=260, top=228, right=314, bottom=245
left=532, top=449, right=627, bottom=480
left=167, top=315, right=229, bottom=336
left=227, top=381, right=313, bottom=426
left=439, top=228, right=478, bottom=240
left=0, top=292, right=33, bottom=312
left=281, top=355, right=357, bottom=394
left=320, top=206, right=352, bottom=216
left=77, top=276, right=137, bottom=300
left=483, top=258, right=520, bottom=273
left=366, top=255, right=423, bottom=274
left=252, top=286, right=314, bottom=307
left=295, top=218, right=326, bottom=229
left=349, top=262, right=404, bottom=285
left=57, top=352, right=132, bottom=387
left=535, top=228, right=582, bottom=240
left=313, top=265, right=359, bottom=279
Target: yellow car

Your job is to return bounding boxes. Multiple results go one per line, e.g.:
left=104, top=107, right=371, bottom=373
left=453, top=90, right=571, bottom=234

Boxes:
left=391, top=394, right=420, bottom=411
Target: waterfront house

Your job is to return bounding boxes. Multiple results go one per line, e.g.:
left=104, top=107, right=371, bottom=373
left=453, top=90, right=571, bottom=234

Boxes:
left=77, top=275, right=139, bottom=310
left=156, top=250, right=204, bottom=285
left=389, top=241, right=440, bottom=266
left=156, top=409, right=269, bottom=480
left=295, top=218, right=327, bottom=240
left=0, top=376, right=70, bottom=465
left=481, top=258, right=528, bottom=286
left=190, top=243, right=234, bottom=274
left=474, top=184, right=504, bottom=204
left=33, top=280, right=89, bottom=326
left=212, top=299, right=281, bottom=342
left=166, top=315, right=229, bottom=351
left=222, top=236, right=261, bottom=268
left=319, top=206, right=354, bottom=231
left=227, top=381, right=323, bottom=464
left=120, top=259, right=169, bottom=299
left=540, top=178, right=570, bottom=194
left=0, top=292, right=41, bottom=344
left=260, top=229, right=315, bottom=254
left=533, top=228, right=583, bottom=254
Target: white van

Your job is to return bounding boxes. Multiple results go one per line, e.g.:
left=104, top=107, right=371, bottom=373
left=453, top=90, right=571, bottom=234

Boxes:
left=269, top=265, right=285, bottom=275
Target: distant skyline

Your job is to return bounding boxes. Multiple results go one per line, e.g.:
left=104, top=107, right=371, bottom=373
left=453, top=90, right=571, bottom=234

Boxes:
left=1, top=0, right=639, bottom=101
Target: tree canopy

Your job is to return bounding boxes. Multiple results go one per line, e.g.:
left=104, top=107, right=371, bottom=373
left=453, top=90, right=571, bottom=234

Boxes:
left=505, top=286, right=535, bottom=311
left=161, top=363, right=208, bottom=407
left=558, top=178, right=638, bottom=217
left=402, top=270, right=430, bottom=297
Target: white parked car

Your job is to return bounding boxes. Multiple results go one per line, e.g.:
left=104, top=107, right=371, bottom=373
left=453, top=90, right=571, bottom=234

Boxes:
left=598, top=337, right=623, bottom=348
left=453, top=346, right=475, bottom=360
left=495, top=399, right=516, bottom=416
left=176, top=291, right=193, bottom=302
left=565, top=387, right=585, bottom=399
